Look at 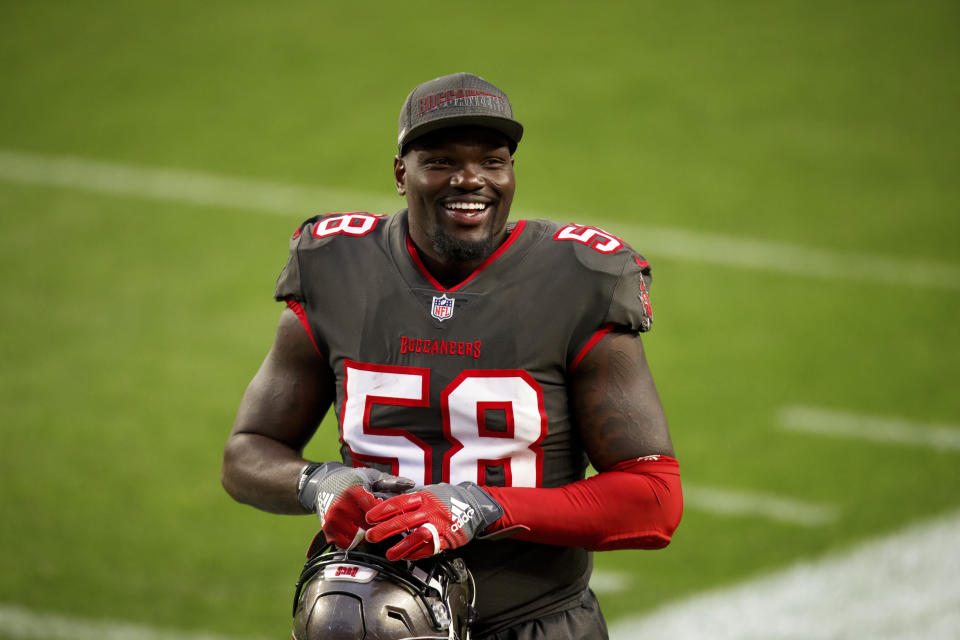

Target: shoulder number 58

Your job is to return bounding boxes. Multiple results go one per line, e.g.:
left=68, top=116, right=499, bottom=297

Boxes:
left=554, top=224, right=623, bottom=253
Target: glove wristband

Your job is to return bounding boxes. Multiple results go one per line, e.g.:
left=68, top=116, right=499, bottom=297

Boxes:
left=297, top=462, right=338, bottom=511
left=297, top=463, right=322, bottom=492
left=457, top=482, right=505, bottom=532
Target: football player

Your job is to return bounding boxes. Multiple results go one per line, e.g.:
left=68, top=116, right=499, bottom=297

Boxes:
left=222, top=72, right=682, bottom=639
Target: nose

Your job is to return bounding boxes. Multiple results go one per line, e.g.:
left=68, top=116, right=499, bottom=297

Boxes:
left=450, top=164, right=484, bottom=190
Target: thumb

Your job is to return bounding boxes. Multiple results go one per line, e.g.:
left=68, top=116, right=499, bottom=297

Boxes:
left=372, top=475, right=417, bottom=494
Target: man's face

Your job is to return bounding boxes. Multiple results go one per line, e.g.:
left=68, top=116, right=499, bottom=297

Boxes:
left=395, top=126, right=515, bottom=265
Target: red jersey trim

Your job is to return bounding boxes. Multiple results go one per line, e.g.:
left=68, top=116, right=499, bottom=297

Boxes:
left=285, top=300, right=321, bottom=356
left=405, top=220, right=528, bottom=293
left=569, top=323, right=616, bottom=371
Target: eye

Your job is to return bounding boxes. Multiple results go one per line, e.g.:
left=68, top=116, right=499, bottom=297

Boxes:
left=422, top=156, right=454, bottom=168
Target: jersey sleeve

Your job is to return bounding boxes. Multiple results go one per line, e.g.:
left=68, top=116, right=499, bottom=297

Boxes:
left=273, top=224, right=308, bottom=303
left=547, top=220, right=657, bottom=368
left=605, top=253, right=654, bottom=333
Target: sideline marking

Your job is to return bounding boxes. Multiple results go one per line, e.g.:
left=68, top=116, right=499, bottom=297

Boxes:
left=684, top=485, right=838, bottom=527
left=609, top=508, right=960, bottom=640
left=0, top=148, right=393, bottom=215
left=780, top=405, right=960, bottom=451
left=0, top=603, right=268, bottom=640
left=2, top=149, right=959, bottom=291
left=586, top=466, right=836, bottom=528
left=590, top=570, right=630, bottom=594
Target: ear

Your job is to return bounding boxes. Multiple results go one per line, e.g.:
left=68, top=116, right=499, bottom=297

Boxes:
left=393, top=155, right=406, bottom=196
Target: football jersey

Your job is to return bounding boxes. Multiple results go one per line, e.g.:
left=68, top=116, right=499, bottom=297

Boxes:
left=274, top=209, right=653, bottom=634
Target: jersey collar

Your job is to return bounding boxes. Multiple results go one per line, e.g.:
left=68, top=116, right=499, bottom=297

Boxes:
left=397, top=212, right=527, bottom=293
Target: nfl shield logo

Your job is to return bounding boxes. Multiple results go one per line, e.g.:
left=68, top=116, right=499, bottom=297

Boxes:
left=431, top=294, right=455, bottom=321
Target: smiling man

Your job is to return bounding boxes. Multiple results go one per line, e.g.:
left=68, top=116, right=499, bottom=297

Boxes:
left=222, top=73, right=682, bottom=640
left=398, top=125, right=516, bottom=285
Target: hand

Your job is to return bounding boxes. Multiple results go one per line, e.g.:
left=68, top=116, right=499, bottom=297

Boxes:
left=365, top=482, right=504, bottom=561
left=298, top=462, right=415, bottom=550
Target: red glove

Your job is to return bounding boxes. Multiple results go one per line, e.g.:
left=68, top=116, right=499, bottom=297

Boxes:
left=297, top=462, right=414, bottom=550
left=319, top=485, right=380, bottom=550
left=365, top=482, right=504, bottom=561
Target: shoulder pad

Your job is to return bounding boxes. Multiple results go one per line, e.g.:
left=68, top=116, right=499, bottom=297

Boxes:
left=275, top=212, right=386, bottom=302
left=293, top=212, right=385, bottom=244
left=545, top=221, right=654, bottom=332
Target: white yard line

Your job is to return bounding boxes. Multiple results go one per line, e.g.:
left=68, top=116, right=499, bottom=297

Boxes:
left=684, top=484, right=838, bottom=526
left=0, top=603, right=267, bottom=640
left=609, top=507, right=960, bottom=640
left=0, top=148, right=394, bottom=215
left=590, top=570, right=631, bottom=594
left=2, top=148, right=959, bottom=291
left=780, top=405, right=960, bottom=451
left=593, top=222, right=960, bottom=291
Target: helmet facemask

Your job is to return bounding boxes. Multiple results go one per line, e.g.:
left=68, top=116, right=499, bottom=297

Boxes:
left=293, top=539, right=476, bottom=640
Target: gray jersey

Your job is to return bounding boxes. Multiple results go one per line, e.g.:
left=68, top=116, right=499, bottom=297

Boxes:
left=275, top=210, right=653, bottom=634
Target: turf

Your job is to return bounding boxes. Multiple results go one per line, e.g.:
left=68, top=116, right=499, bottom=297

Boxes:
left=1, top=0, right=958, bottom=636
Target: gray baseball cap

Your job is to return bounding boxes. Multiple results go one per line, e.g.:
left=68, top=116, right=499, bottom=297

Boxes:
left=397, top=72, right=524, bottom=154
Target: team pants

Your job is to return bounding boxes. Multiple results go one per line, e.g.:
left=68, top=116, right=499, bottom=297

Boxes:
left=477, top=590, right=609, bottom=640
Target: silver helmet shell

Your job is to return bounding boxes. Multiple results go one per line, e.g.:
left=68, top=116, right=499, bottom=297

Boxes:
left=292, top=542, right=476, bottom=640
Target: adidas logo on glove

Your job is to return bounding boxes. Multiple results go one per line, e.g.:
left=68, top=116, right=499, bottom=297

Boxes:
left=449, top=497, right=475, bottom=533
left=316, top=491, right=335, bottom=526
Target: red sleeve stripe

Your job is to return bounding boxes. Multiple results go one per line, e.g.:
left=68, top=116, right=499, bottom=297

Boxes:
left=569, top=323, right=616, bottom=371
left=285, top=299, right=321, bottom=356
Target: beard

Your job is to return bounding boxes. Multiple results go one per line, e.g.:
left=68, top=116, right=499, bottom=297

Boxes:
left=430, top=227, right=498, bottom=263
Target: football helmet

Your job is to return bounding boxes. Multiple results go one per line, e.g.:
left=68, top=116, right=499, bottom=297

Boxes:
left=292, top=539, right=476, bottom=640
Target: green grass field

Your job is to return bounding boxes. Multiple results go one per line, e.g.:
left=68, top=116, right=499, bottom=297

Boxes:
left=1, top=1, right=958, bottom=637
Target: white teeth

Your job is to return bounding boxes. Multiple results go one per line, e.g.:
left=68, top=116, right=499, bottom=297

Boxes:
left=445, top=202, right=488, bottom=211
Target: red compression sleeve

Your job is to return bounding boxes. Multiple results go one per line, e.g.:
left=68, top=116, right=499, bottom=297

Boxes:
left=484, top=455, right=682, bottom=550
